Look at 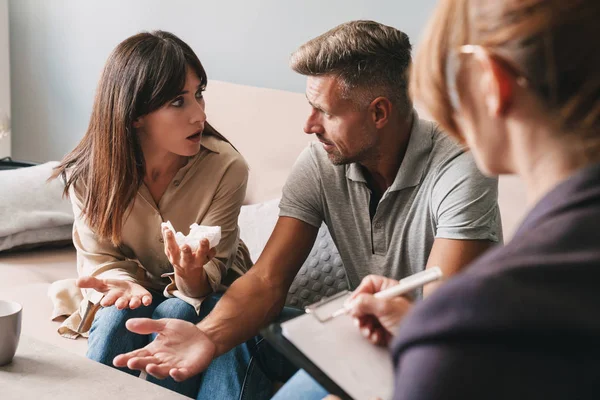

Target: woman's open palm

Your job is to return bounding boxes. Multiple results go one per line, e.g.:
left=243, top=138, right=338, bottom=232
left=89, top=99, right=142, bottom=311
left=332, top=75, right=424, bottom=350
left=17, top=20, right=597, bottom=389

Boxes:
left=76, top=276, right=152, bottom=310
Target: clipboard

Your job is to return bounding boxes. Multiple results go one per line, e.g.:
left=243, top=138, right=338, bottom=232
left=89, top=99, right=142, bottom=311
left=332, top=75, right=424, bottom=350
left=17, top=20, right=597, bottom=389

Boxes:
left=262, top=291, right=394, bottom=400
left=262, top=323, right=352, bottom=400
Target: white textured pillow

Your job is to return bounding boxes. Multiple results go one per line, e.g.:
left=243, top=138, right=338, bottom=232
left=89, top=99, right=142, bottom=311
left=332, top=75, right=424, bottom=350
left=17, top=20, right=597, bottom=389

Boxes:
left=237, top=197, right=348, bottom=309
left=237, top=198, right=280, bottom=262
left=0, top=162, right=74, bottom=252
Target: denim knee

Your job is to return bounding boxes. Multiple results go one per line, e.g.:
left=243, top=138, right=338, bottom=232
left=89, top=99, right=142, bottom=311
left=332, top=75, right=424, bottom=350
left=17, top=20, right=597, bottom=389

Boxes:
left=87, top=305, right=155, bottom=366
left=151, top=297, right=201, bottom=323
left=91, top=304, right=156, bottom=333
left=271, top=369, right=329, bottom=400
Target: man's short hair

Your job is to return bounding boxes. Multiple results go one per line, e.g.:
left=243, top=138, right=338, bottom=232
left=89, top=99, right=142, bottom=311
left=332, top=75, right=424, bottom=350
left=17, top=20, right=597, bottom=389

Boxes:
left=290, top=20, right=413, bottom=113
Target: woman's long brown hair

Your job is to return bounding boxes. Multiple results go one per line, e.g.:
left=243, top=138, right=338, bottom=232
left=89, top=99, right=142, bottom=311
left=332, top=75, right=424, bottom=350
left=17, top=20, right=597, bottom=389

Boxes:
left=53, top=31, right=231, bottom=245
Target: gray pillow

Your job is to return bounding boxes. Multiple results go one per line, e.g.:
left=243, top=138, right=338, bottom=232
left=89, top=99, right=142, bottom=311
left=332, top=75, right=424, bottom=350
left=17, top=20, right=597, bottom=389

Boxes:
left=0, top=162, right=74, bottom=252
left=238, top=199, right=350, bottom=309
left=286, top=224, right=349, bottom=309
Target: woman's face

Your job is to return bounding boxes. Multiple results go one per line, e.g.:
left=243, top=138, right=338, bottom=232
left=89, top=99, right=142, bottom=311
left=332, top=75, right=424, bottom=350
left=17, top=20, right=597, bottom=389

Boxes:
left=135, top=67, right=207, bottom=158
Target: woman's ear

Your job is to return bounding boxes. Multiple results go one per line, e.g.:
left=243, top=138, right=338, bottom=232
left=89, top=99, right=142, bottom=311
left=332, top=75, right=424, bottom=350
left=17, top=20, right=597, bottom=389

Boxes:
left=476, top=53, right=514, bottom=117
left=132, top=117, right=144, bottom=129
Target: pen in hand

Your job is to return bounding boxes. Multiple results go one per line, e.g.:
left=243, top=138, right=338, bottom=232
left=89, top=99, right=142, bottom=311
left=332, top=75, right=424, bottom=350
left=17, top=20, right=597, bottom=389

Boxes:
left=329, top=267, right=444, bottom=321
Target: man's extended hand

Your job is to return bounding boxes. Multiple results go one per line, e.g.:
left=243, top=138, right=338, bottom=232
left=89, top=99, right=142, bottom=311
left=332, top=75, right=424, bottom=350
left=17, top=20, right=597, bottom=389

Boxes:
left=113, top=318, right=217, bottom=381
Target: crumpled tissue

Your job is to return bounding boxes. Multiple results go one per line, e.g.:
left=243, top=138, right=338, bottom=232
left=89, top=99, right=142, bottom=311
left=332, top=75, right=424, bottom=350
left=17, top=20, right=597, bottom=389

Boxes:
left=161, top=221, right=221, bottom=251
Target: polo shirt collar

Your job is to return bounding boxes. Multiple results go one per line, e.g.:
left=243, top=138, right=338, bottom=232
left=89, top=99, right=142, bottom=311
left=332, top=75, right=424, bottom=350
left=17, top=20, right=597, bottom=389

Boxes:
left=345, top=110, right=434, bottom=191
left=346, top=162, right=368, bottom=183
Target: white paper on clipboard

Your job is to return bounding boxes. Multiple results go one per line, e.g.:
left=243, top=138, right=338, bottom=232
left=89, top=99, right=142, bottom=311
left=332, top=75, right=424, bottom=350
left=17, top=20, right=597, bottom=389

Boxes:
left=281, top=292, right=394, bottom=400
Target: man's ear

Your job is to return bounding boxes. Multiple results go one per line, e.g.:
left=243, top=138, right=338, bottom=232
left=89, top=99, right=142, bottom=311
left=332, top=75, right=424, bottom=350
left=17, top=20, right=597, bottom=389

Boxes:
left=476, top=53, right=514, bottom=117
left=370, top=97, right=393, bottom=129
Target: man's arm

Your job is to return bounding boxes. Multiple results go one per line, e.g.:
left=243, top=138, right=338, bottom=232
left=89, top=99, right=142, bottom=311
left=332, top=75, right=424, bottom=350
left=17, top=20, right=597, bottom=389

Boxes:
left=198, top=146, right=324, bottom=354
left=199, top=216, right=319, bottom=356
left=347, top=238, right=491, bottom=346
left=423, top=238, right=492, bottom=296
left=424, top=149, right=501, bottom=295
left=114, top=146, right=325, bottom=380
left=113, top=216, right=320, bottom=380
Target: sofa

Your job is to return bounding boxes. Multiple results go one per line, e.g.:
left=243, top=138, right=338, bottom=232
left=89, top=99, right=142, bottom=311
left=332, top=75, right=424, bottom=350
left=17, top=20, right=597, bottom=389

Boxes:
left=0, top=80, right=529, bottom=358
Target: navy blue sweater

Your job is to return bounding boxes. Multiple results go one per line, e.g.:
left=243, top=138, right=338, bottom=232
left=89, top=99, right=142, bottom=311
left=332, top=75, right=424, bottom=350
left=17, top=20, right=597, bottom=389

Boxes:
left=391, top=163, right=600, bottom=399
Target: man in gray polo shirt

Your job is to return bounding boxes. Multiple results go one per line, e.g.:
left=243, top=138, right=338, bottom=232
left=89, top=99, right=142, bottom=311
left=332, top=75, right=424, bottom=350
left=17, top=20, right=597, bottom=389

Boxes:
left=115, top=20, right=502, bottom=399
left=280, top=112, right=500, bottom=291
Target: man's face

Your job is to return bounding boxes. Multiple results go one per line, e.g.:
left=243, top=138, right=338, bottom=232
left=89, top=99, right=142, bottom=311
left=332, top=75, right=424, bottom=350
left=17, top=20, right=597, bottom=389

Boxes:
left=303, top=75, right=376, bottom=165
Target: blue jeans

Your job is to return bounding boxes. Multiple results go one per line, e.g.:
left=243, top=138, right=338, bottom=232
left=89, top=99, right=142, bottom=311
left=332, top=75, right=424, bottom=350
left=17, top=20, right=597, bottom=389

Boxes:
left=87, top=293, right=302, bottom=399
left=271, top=369, right=329, bottom=400
left=87, top=293, right=262, bottom=398
left=198, top=305, right=305, bottom=399
left=194, top=298, right=305, bottom=399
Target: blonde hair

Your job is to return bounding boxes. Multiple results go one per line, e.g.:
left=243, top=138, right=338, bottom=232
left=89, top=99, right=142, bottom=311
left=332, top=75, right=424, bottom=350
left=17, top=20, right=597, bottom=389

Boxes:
left=290, top=20, right=413, bottom=113
left=411, top=0, right=600, bottom=147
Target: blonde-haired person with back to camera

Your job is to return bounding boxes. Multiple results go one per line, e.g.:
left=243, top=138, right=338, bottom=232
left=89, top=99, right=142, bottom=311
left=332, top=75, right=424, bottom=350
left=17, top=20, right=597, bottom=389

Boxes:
left=49, top=31, right=265, bottom=399
left=330, top=0, right=600, bottom=399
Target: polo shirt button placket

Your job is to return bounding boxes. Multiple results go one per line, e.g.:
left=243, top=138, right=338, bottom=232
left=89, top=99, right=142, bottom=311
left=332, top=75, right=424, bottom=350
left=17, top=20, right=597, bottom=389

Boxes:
left=372, top=220, right=386, bottom=254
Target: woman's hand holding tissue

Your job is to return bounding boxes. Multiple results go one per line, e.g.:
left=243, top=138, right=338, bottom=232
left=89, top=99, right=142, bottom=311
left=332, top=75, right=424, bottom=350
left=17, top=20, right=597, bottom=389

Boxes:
left=162, top=225, right=217, bottom=298
left=76, top=276, right=152, bottom=310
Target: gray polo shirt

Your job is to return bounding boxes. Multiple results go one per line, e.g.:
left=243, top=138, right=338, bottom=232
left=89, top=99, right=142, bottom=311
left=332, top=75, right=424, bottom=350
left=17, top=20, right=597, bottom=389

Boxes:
left=279, top=112, right=502, bottom=288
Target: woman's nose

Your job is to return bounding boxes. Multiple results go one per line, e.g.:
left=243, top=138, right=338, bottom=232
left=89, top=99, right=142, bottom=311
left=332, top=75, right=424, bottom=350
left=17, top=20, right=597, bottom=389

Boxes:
left=191, top=102, right=207, bottom=124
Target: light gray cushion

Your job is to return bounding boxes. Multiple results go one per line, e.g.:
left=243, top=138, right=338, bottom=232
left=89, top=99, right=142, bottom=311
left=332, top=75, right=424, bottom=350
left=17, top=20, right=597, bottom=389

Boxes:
left=0, top=162, right=74, bottom=252
left=285, top=223, right=348, bottom=309
left=238, top=199, right=349, bottom=310
left=238, top=198, right=280, bottom=263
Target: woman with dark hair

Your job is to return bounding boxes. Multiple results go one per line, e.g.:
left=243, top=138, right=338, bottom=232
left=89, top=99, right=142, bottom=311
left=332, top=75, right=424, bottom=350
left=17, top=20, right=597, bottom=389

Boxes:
left=50, top=31, right=254, bottom=397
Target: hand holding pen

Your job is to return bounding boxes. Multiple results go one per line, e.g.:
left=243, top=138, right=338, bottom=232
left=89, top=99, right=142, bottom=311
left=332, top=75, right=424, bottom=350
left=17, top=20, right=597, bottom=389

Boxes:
left=345, top=267, right=443, bottom=347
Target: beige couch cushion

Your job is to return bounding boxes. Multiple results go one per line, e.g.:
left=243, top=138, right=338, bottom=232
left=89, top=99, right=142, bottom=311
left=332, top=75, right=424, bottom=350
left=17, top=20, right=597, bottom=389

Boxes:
left=0, top=247, right=88, bottom=355
left=204, top=81, right=313, bottom=204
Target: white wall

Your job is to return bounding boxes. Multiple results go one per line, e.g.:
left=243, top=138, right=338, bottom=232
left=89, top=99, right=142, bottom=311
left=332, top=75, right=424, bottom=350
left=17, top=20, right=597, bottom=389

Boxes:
left=0, top=0, right=10, bottom=158
left=9, top=0, right=438, bottom=162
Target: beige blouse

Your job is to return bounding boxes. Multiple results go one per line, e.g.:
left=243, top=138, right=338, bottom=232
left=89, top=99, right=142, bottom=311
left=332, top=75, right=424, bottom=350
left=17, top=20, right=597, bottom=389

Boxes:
left=49, top=135, right=253, bottom=339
